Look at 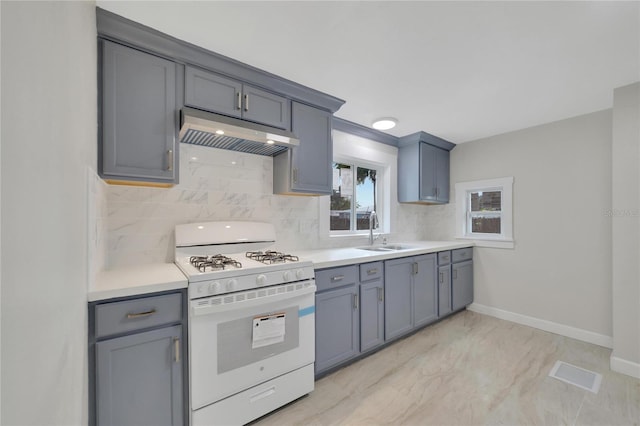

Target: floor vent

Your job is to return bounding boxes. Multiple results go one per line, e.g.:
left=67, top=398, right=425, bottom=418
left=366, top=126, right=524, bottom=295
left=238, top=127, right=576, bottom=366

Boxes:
left=548, top=361, right=602, bottom=394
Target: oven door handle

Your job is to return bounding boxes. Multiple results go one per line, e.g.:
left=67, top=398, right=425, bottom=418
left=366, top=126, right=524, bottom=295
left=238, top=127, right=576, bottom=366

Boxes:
left=191, top=283, right=316, bottom=317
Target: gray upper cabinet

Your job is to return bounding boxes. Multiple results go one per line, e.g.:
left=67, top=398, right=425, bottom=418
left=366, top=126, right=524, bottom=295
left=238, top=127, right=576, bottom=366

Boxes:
left=398, top=132, right=455, bottom=204
left=273, top=102, right=333, bottom=195
left=184, top=66, right=290, bottom=130
left=100, top=40, right=178, bottom=184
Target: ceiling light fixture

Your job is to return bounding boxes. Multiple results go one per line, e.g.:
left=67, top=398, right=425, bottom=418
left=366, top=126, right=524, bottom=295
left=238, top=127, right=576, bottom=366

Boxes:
left=372, top=117, right=397, bottom=130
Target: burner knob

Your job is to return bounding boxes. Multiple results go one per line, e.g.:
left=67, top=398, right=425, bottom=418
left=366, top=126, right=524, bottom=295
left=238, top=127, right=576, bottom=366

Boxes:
left=283, top=271, right=292, bottom=281
left=296, top=269, right=305, bottom=279
left=209, top=282, right=221, bottom=294
left=256, top=274, right=267, bottom=286
left=226, top=279, right=237, bottom=291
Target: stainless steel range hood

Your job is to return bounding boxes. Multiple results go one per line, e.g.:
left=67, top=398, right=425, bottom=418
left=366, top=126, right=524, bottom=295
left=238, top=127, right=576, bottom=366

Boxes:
left=179, top=107, right=299, bottom=156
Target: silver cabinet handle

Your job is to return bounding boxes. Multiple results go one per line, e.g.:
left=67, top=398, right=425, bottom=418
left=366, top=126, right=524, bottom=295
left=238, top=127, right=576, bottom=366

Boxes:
left=174, top=338, right=180, bottom=363
left=378, top=287, right=384, bottom=302
left=353, top=293, right=358, bottom=309
left=367, top=268, right=378, bottom=275
left=412, top=263, right=418, bottom=275
left=126, top=309, right=156, bottom=319
left=244, top=94, right=249, bottom=111
left=292, top=168, right=298, bottom=184
left=236, top=91, right=242, bottom=110
left=330, top=275, right=344, bottom=282
left=167, top=149, right=174, bottom=172
left=453, top=269, right=458, bottom=279
left=439, top=272, right=443, bottom=283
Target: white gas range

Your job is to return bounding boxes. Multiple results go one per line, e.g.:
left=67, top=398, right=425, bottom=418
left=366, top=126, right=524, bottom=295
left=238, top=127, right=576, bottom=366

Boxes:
left=175, top=221, right=316, bottom=426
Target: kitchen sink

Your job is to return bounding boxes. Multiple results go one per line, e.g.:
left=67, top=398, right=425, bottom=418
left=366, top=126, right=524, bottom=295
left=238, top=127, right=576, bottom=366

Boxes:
left=356, top=244, right=413, bottom=252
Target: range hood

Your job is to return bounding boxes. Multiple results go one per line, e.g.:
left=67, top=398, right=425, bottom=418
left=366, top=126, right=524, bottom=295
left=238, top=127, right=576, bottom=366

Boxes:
left=179, top=107, right=299, bottom=156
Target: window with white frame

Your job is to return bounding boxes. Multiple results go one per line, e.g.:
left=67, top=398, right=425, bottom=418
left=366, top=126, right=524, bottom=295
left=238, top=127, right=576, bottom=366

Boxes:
left=330, top=162, right=379, bottom=232
left=455, top=177, right=514, bottom=248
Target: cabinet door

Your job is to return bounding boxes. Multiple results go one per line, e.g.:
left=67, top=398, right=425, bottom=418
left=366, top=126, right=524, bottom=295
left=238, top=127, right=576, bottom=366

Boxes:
left=290, top=102, right=333, bottom=194
left=413, top=254, right=438, bottom=327
left=184, top=66, right=242, bottom=118
left=452, top=260, right=474, bottom=311
left=101, top=41, right=177, bottom=182
left=384, top=258, right=414, bottom=340
left=242, top=84, right=290, bottom=129
left=435, top=147, right=450, bottom=203
left=438, top=265, right=452, bottom=317
left=419, top=143, right=438, bottom=201
left=96, top=325, right=183, bottom=426
left=315, top=285, right=359, bottom=374
left=360, top=279, right=384, bottom=353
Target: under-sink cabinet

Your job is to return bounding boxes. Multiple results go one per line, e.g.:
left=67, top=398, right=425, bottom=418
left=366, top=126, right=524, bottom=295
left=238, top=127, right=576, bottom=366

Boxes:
left=184, top=66, right=291, bottom=130
left=384, top=254, right=438, bottom=340
left=88, top=290, right=188, bottom=426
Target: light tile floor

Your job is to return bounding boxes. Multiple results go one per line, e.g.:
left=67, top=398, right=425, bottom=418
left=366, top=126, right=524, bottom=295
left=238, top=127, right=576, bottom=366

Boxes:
left=253, top=310, right=640, bottom=426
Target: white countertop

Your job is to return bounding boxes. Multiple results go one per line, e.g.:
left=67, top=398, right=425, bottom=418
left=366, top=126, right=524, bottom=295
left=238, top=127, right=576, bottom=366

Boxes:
left=296, top=241, right=474, bottom=270
left=89, top=263, right=188, bottom=302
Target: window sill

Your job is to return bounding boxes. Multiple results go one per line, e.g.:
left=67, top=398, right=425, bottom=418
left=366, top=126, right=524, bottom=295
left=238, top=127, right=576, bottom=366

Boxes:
left=456, top=236, right=514, bottom=249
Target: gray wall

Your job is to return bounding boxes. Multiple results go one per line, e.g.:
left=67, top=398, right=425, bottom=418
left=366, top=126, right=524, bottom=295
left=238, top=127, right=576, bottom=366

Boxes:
left=1, top=2, right=96, bottom=424
left=611, top=82, right=640, bottom=376
left=426, top=110, right=614, bottom=340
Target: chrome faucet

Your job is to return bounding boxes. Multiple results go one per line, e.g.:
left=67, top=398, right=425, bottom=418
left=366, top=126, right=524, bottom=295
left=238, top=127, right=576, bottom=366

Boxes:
left=369, top=210, right=379, bottom=245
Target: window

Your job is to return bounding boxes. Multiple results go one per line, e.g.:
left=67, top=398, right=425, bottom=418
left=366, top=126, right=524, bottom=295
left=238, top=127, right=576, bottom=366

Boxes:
left=330, top=162, right=379, bottom=232
left=455, top=177, right=514, bottom=248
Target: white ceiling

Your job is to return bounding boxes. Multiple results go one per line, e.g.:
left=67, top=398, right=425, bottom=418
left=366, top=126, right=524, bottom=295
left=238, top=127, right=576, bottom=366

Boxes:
left=96, top=1, right=640, bottom=143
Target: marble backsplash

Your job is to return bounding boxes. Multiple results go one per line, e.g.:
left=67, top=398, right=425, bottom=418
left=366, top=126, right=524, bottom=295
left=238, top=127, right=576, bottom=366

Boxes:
left=103, top=143, right=448, bottom=268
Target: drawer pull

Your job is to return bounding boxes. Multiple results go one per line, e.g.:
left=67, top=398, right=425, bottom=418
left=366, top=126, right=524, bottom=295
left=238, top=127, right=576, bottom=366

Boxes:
left=367, top=268, right=378, bottom=275
left=330, top=275, right=344, bottom=282
left=126, top=309, right=156, bottom=319
left=174, top=337, right=180, bottom=363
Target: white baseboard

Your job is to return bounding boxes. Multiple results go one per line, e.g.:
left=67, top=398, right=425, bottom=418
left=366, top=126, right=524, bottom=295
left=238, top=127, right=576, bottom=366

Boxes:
left=467, top=303, right=613, bottom=349
left=610, top=356, right=640, bottom=379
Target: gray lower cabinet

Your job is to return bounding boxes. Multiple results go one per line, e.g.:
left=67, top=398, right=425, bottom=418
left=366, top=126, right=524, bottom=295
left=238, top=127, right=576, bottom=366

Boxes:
left=384, top=254, right=437, bottom=340
left=314, top=266, right=359, bottom=375
left=100, top=40, right=178, bottom=184
left=452, top=259, right=474, bottom=311
left=96, top=325, right=183, bottom=426
left=184, top=66, right=290, bottom=130
left=89, top=290, right=187, bottom=426
left=273, top=102, right=333, bottom=195
left=438, top=265, right=452, bottom=317
left=359, top=262, right=384, bottom=353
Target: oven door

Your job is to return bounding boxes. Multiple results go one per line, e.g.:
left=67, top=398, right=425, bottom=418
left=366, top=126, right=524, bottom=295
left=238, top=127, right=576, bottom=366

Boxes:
left=189, top=280, right=316, bottom=411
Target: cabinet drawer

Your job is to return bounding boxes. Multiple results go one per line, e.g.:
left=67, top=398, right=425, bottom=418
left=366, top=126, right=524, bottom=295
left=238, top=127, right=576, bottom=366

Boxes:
left=437, top=251, right=451, bottom=265
left=315, top=265, right=358, bottom=292
left=95, top=293, right=182, bottom=338
left=452, top=247, right=473, bottom=263
left=359, top=262, right=383, bottom=282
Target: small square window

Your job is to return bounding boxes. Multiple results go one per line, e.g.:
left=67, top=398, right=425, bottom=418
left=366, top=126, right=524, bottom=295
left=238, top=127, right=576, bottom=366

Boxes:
left=456, top=177, right=514, bottom=248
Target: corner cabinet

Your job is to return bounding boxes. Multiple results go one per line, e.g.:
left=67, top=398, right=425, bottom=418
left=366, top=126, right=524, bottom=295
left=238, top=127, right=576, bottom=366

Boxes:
left=273, top=102, right=333, bottom=195
left=99, top=40, right=179, bottom=185
left=398, top=132, right=455, bottom=204
left=89, top=290, right=187, bottom=426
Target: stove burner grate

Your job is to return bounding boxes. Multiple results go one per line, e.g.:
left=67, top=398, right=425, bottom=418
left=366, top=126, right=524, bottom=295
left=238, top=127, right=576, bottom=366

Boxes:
left=246, top=250, right=299, bottom=264
left=189, top=255, right=242, bottom=272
